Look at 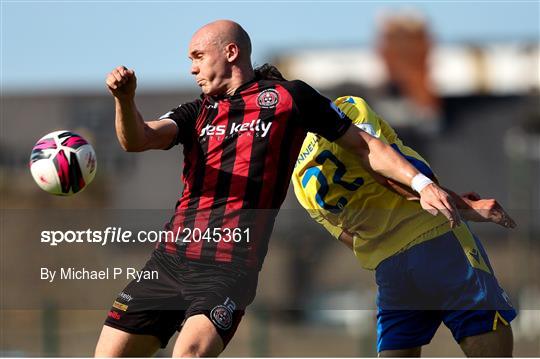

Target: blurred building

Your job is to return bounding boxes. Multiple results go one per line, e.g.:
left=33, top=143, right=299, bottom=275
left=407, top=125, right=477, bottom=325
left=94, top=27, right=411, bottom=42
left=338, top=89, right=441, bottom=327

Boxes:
left=275, top=41, right=539, bottom=97
left=275, top=31, right=539, bottom=137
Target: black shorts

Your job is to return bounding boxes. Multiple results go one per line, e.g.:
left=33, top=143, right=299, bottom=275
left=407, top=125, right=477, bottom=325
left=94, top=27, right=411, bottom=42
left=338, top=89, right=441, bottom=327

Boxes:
left=103, top=250, right=259, bottom=348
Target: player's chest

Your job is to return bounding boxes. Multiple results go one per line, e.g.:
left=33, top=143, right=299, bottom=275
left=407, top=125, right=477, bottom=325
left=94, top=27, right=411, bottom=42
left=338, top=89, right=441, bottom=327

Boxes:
left=195, top=94, right=293, bottom=145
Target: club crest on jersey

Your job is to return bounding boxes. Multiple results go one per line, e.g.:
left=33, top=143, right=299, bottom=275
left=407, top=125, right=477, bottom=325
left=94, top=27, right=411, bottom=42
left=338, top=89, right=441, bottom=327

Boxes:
left=257, top=89, right=279, bottom=108
left=210, top=298, right=236, bottom=330
left=210, top=305, right=233, bottom=330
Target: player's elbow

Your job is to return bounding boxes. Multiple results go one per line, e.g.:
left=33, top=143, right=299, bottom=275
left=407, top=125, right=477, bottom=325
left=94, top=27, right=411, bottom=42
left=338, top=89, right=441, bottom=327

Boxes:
left=118, top=139, right=145, bottom=152
left=116, top=122, right=158, bottom=152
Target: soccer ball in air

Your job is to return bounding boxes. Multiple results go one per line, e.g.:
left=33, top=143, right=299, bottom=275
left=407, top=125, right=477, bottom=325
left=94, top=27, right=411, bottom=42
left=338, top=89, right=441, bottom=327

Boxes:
left=29, top=130, right=97, bottom=196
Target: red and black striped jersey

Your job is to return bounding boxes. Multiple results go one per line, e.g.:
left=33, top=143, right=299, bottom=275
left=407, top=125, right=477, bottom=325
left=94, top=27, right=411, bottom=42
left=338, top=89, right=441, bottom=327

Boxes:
left=157, top=78, right=352, bottom=269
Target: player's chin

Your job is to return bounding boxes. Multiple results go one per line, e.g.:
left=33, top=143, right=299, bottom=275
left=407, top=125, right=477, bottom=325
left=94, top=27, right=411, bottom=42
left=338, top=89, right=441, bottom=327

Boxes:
left=200, top=86, right=213, bottom=95
left=202, top=86, right=220, bottom=96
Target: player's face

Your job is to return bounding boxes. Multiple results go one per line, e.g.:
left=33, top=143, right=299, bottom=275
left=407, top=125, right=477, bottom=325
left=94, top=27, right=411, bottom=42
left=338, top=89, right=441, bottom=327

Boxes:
left=188, top=33, right=231, bottom=96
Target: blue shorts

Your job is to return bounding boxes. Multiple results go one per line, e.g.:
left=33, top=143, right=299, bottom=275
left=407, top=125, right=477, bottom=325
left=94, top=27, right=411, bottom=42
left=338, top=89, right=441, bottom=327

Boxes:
left=375, top=224, right=517, bottom=352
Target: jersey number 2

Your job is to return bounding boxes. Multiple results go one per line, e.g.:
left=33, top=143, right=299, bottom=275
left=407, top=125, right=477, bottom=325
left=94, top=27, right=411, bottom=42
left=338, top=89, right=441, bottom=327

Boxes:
left=301, top=150, right=363, bottom=213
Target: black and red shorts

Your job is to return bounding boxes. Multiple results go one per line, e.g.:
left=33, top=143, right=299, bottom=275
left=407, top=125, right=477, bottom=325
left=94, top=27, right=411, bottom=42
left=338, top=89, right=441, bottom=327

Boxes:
left=104, top=250, right=259, bottom=348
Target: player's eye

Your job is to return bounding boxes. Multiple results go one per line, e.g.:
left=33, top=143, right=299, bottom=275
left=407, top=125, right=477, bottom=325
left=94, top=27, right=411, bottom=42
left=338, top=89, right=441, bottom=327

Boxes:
left=188, top=52, right=203, bottom=60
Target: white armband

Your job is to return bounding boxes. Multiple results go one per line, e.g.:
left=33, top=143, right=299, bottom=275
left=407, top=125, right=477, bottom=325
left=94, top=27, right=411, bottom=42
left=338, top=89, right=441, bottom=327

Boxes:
left=411, top=173, right=433, bottom=193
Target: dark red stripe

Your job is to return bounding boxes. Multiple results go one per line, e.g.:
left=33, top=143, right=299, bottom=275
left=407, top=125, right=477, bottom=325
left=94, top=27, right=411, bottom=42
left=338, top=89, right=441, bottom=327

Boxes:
left=230, top=85, right=278, bottom=265
left=269, top=85, right=304, bottom=208
left=185, top=100, right=231, bottom=260
left=201, top=89, right=250, bottom=262
left=215, top=86, right=261, bottom=262
left=247, top=84, right=294, bottom=266
left=165, top=100, right=213, bottom=255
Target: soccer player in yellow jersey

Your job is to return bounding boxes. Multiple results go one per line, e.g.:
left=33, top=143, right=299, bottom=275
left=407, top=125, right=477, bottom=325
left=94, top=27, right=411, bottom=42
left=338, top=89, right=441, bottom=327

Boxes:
left=292, top=96, right=517, bottom=357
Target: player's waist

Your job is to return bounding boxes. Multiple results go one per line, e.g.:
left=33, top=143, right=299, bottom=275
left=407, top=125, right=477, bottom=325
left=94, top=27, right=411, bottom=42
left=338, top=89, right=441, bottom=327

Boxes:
left=151, top=248, right=261, bottom=274
left=351, top=212, right=450, bottom=270
left=158, top=215, right=277, bottom=270
left=335, top=202, right=442, bottom=237
left=175, top=196, right=280, bottom=211
left=156, top=243, right=267, bottom=271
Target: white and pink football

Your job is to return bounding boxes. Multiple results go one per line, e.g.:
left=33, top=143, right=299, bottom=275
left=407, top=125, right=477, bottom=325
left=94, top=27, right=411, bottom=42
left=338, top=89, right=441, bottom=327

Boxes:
left=29, top=130, right=97, bottom=196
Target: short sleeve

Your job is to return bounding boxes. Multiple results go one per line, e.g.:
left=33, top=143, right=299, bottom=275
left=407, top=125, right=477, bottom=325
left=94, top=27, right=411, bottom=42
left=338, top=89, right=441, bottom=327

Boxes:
left=285, top=80, right=352, bottom=141
left=159, top=99, right=202, bottom=147
left=308, top=209, right=344, bottom=240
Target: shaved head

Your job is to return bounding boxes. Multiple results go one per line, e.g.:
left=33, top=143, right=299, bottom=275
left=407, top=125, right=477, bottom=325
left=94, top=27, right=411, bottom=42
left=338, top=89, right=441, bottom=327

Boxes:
left=188, top=20, right=254, bottom=96
left=192, top=20, right=252, bottom=61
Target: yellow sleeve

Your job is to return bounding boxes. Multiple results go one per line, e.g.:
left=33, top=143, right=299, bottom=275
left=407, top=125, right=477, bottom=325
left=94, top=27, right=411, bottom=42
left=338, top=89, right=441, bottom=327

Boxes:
left=377, top=116, right=399, bottom=144
left=334, top=96, right=391, bottom=143
left=306, top=209, right=343, bottom=240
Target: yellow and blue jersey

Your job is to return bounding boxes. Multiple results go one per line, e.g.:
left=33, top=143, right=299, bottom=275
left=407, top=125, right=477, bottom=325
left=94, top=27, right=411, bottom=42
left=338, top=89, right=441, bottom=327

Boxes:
left=292, top=96, right=517, bottom=349
left=292, top=96, right=451, bottom=269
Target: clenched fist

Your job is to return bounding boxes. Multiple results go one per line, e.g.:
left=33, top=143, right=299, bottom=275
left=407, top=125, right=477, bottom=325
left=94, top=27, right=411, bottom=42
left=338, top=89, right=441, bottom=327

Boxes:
left=106, top=66, right=137, bottom=100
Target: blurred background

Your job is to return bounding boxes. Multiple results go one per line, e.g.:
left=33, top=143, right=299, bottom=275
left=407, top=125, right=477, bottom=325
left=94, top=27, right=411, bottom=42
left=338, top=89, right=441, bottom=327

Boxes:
left=1, top=1, right=539, bottom=357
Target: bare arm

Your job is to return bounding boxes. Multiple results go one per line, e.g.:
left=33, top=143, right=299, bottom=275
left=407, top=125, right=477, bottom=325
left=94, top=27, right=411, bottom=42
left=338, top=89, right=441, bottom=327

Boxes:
left=451, top=191, right=516, bottom=228
left=370, top=167, right=516, bottom=229
left=335, top=126, right=418, bottom=184
left=335, top=125, right=461, bottom=227
left=106, top=66, right=177, bottom=152
left=337, top=231, right=354, bottom=250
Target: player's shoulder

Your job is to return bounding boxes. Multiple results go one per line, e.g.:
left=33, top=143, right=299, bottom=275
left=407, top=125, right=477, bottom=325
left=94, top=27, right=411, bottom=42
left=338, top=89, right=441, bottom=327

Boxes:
left=282, top=79, right=311, bottom=90
left=333, top=96, right=382, bottom=137
left=265, top=79, right=313, bottom=95
left=334, top=96, right=372, bottom=120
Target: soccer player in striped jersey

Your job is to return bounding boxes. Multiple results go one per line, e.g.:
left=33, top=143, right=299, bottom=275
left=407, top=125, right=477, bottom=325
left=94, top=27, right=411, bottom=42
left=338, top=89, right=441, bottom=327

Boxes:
left=96, top=20, right=461, bottom=357
left=292, top=96, right=517, bottom=357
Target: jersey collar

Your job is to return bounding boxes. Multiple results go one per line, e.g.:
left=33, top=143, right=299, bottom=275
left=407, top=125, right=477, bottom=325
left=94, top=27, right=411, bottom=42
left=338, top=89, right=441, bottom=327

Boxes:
left=209, top=76, right=258, bottom=101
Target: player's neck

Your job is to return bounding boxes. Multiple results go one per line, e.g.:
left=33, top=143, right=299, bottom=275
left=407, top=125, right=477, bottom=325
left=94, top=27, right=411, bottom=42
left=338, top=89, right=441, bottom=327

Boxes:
left=225, top=67, right=255, bottom=96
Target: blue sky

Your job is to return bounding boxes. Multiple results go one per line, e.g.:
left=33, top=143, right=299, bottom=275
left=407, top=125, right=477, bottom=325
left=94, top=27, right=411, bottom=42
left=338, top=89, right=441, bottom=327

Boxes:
left=1, top=1, right=539, bottom=92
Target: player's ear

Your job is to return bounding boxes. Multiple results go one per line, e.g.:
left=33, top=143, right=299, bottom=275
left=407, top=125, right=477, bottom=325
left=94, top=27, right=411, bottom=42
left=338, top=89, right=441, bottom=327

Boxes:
left=224, top=43, right=239, bottom=63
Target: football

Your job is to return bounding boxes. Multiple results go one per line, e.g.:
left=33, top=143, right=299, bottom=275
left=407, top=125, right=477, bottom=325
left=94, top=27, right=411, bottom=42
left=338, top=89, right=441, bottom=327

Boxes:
left=29, top=130, right=97, bottom=196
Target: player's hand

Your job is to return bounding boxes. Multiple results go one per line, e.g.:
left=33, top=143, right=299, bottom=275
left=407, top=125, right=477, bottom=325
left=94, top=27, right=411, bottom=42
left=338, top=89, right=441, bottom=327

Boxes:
left=337, top=230, right=354, bottom=250
left=462, top=197, right=517, bottom=229
left=461, top=191, right=481, bottom=201
left=106, top=66, right=137, bottom=100
left=419, top=183, right=461, bottom=228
